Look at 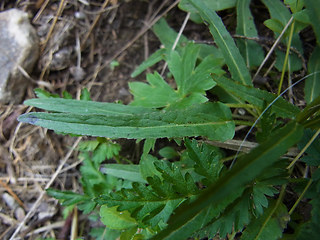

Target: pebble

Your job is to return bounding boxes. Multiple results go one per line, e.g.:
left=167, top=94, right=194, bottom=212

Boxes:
left=0, top=9, right=39, bottom=103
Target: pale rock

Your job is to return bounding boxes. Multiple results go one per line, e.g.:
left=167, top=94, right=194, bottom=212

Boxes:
left=0, top=9, right=39, bottom=103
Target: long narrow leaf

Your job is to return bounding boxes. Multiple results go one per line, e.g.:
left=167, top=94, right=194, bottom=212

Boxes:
left=18, top=102, right=235, bottom=141
left=152, top=121, right=303, bottom=239
left=214, top=76, right=300, bottom=118
left=188, top=0, right=252, bottom=86
left=236, top=0, right=264, bottom=68
left=100, top=164, right=147, bottom=183
left=23, top=98, right=156, bottom=116
left=304, top=0, right=320, bottom=45
left=305, top=46, right=320, bottom=104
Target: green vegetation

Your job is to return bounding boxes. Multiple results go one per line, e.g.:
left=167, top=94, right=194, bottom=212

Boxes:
left=18, top=0, right=320, bottom=239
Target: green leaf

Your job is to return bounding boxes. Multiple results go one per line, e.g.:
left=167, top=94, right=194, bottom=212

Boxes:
left=179, top=0, right=236, bottom=12
left=264, top=18, right=285, bottom=34
left=262, top=0, right=291, bottom=26
left=101, top=164, right=146, bottom=183
left=62, top=91, right=73, bottom=99
left=213, top=76, right=300, bottom=118
left=179, top=0, right=236, bottom=23
left=141, top=138, right=156, bottom=160
left=34, top=88, right=60, bottom=99
left=188, top=0, right=252, bottom=86
left=80, top=88, right=91, bottom=101
left=131, top=48, right=166, bottom=78
left=100, top=205, right=138, bottom=230
left=298, top=129, right=320, bottom=166
left=130, top=43, right=219, bottom=109
left=140, top=155, right=163, bottom=181
left=97, top=180, right=185, bottom=228
left=153, top=160, right=199, bottom=196
left=236, top=0, right=264, bottom=68
left=46, top=188, right=89, bottom=206
left=192, top=160, right=287, bottom=239
left=305, top=46, right=320, bottom=104
left=200, top=190, right=251, bottom=238
left=297, top=197, right=320, bottom=239
left=274, top=49, right=302, bottom=72
left=78, top=140, right=100, bottom=152
left=241, top=201, right=289, bottom=240
left=152, top=18, right=189, bottom=50
left=89, top=227, right=120, bottom=240
left=168, top=43, right=219, bottom=96
left=129, top=72, right=180, bottom=108
left=159, top=147, right=179, bottom=160
left=152, top=121, right=303, bottom=239
left=185, top=139, right=223, bottom=185
left=262, top=0, right=303, bottom=71
left=305, top=0, right=320, bottom=45
left=22, top=98, right=157, bottom=116
left=18, top=102, right=235, bottom=141
left=80, top=158, right=111, bottom=197
left=159, top=189, right=244, bottom=240
left=284, top=0, right=305, bottom=13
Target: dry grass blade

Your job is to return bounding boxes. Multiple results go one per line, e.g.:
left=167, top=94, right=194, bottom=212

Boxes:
left=9, top=137, right=82, bottom=240
left=41, top=0, right=66, bottom=52
left=253, top=16, right=294, bottom=81
left=80, top=0, right=110, bottom=51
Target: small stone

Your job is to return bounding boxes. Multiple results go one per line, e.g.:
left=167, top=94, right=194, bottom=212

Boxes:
left=0, top=9, right=39, bottom=103
left=70, top=66, right=86, bottom=81
left=14, top=207, right=25, bottom=221
left=2, top=192, right=17, bottom=210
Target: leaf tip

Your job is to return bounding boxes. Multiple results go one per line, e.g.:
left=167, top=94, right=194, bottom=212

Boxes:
left=18, top=113, right=39, bottom=125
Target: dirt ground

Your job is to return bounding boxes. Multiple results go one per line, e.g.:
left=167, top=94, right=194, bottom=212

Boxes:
left=0, top=0, right=315, bottom=239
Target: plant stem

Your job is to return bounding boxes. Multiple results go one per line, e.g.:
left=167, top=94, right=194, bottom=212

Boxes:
left=234, top=120, right=253, bottom=126
left=289, top=178, right=313, bottom=215
left=277, top=21, right=295, bottom=96
left=287, top=128, right=320, bottom=169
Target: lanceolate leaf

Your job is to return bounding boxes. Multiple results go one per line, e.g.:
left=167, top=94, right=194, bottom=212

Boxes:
left=18, top=102, right=235, bottom=141
left=152, top=121, right=303, bottom=239
left=305, top=0, right=320, bottom=45
left=188, top=0, right=252, bottom=86
left=236, top=0, right=264, bottom=68
left=305, top=46, right=320, bottom=104
left=213, top=76, right=300, bottom=118
left=100, top=164, right=146, bottom=183
left=131, top=48, right=167, bottom=78
left=152, top=18, right=189, bottom=50
left=179, top=0, right=236, bottom=24
left=23, top=98, right=157, bottom=116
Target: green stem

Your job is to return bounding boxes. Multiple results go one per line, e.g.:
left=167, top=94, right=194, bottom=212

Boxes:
left=287, top=128, right=320, bottom=169
left=289, top=178, right=313, bottom=215
left=277, top=20, right=295, bottom=96
left=234, top=120, right=254, bottom=126
left=226, top=103, right=256, bottom=109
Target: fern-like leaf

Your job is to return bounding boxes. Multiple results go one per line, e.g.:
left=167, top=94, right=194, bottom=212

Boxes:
left=185, top=139, right=224, bottom=185
left=97, top=160, right=199, bottom=228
